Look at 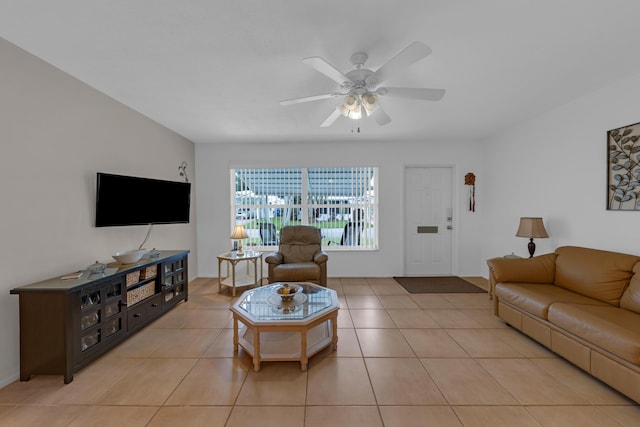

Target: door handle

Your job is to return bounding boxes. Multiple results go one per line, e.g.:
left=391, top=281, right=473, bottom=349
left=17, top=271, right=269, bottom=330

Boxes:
left=447, top=225, right=453, bottom=230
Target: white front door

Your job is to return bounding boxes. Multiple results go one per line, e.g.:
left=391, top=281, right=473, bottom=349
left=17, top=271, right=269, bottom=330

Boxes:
left=404, top=166, right=453, bottom=276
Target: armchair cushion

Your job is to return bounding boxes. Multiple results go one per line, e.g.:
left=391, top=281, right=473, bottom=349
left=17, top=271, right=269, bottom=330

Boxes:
left=278, top=226, right=323, bottom=263
left=271, top=263, right=321, bottom=283
left=281, top=244, right=321, bottom=264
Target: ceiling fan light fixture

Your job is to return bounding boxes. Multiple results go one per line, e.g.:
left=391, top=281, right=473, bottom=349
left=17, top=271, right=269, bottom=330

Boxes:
left=362, top=93, right=379, bottom=113
left=343, top=95, right=359, bottom=111
left=340, top=102, right=362, bottom=119
left=348, top=105, right=362, bottom=120
left=339, top=95, right=363, bottom=120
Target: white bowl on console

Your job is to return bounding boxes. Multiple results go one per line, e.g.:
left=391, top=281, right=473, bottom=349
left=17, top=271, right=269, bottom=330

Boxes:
left=112, top=249, right=146, bottom=264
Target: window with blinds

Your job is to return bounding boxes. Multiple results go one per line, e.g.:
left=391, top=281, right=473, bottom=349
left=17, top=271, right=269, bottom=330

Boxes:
left=232, top=167, right=377, bottom=250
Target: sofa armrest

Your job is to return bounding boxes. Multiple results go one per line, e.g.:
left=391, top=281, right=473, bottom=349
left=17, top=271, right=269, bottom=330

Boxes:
left=265, top=252, right=283, bottom=265
left=314, top=250, right=328, bottom=264
left=487, top=262, right=499, bottom=300
left=487, top=253, right=557, bottom=284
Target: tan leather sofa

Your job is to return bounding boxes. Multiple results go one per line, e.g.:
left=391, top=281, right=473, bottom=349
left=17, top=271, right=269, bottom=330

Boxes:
left=487, top=246, right=640, bottom=403
left=265, top=226, right=328, bottom=286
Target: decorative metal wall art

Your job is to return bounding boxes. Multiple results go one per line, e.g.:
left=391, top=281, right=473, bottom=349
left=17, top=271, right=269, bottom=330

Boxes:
left=607, top=122, right=640, bottom=210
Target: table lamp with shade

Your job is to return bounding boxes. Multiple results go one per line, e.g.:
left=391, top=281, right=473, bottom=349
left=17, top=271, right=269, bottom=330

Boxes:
left=231, top=224, right=248, bottom=256
left=516, top=217, right=549, bottom=258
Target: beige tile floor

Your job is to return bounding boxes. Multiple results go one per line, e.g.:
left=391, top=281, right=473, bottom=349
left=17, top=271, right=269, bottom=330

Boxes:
left=0, top=277, right=639, bottom=426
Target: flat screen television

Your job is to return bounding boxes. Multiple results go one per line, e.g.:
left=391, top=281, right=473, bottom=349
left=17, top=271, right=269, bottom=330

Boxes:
left=96, top=173, right=191, bottom=227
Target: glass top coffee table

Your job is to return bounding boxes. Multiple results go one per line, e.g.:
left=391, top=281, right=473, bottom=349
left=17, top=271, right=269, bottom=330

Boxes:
left=230, top=282, right=339, bottom=372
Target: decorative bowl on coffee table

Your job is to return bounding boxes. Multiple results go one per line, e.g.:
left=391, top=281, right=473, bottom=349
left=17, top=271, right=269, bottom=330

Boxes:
left=272, top=283, right=300, bottom=302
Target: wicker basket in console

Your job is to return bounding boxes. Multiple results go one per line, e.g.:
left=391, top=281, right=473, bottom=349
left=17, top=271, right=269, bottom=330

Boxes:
left=126, top=271, right=141, bottom=288
left=139, top=265, right=157, bottom=280
left=127, top=282, right=155, bottom=306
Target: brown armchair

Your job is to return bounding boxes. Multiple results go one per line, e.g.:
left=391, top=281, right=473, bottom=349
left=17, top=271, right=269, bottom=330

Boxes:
left=265, top=225, right=328, bottom=286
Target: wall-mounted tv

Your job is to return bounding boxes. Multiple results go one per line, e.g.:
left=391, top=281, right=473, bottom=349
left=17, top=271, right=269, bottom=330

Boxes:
left=96, top=173, right=191, bottom=227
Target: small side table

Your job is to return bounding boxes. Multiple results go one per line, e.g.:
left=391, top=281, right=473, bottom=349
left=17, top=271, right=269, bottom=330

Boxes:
left=217, top=251, right=263, bottom=297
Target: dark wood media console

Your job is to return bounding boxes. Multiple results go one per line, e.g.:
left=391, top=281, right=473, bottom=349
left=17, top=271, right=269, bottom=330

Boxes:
left=10, top=250, right=189, bottom=384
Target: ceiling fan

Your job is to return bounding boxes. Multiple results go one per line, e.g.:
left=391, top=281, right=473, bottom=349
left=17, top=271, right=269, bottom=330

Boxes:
left=280, top=41, right=445, bottom=127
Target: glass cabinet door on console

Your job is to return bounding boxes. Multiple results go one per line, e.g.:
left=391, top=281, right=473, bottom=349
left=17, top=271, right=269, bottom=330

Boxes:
left=75, top=278, right=125, bottom=362
left=161, top=257, right=188, bottom=307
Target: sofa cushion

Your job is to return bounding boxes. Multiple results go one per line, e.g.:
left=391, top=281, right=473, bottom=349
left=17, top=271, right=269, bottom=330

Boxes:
left=620, top=262, right=640, bottom=314
left=495, top=283, right=607, bottom=319
left=487, top=253, right=556, bottom=284
left=548, top=303, right=640, bottom=365
left=554, top=246, right=640, bottom=305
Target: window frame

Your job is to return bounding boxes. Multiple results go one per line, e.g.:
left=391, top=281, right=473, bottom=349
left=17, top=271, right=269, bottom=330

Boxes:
left=230, top=167, right=378, bottom=251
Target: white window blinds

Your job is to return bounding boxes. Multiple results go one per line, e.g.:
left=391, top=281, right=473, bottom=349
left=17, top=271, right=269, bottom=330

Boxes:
left=232, top=167, right=377, bottom=250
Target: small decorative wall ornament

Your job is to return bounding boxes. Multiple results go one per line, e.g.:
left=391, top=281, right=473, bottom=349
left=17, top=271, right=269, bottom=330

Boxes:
left=607, top=121, right=640, bottom=210
left=178, top=161, right=189, bottom=183
left=464, top=172, right=476, bottom=212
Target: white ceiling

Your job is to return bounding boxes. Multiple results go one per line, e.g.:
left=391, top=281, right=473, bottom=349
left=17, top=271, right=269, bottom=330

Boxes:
left=2, top=1, right=640, bottom=144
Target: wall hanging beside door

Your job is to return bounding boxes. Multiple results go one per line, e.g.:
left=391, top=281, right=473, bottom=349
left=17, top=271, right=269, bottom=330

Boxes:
left=464, top=172, right=476, bottom=212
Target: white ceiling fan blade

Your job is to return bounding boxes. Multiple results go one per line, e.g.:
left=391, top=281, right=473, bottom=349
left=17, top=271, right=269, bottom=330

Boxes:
left=371, top=106, right=391, bottom=126
left=303, top=57, right=352, bottom=85
left=377, top=87, right=445, bottom=101
left=366, top=41, right=432, bottom=86
left=280, top=93, right=338, bottom=106
left=320, top=108, right=343, bottom=127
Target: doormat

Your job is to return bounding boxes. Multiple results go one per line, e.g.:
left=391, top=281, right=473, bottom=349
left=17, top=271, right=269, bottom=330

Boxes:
left=393, top=276, right=486, bottom=294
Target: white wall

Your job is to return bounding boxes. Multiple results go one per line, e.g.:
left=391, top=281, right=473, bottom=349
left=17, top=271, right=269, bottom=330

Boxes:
left=0, top=39, right=197, bottom=387
left=482, top=72, right=640, bottom=268
left=195, top=139, right=486, bottom=279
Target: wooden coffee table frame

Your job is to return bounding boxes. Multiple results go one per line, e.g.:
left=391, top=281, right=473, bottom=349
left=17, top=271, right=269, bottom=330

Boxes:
left=230, top=284, right=339, bottom=372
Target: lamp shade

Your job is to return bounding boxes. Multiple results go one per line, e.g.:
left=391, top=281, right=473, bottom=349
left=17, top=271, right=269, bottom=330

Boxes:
left=515, top=217, right=549, bottom=238
left=230, top=224, right=248, bottom=240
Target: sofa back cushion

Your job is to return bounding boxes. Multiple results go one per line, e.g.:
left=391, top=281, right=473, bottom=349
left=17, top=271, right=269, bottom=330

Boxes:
left=487, top=253, right=556, bottom=284
left=620, top=262, right=640, bottom=314
left=279, top=226, right=322, bottom=264
left=554, top=246, right=640, bottom=305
